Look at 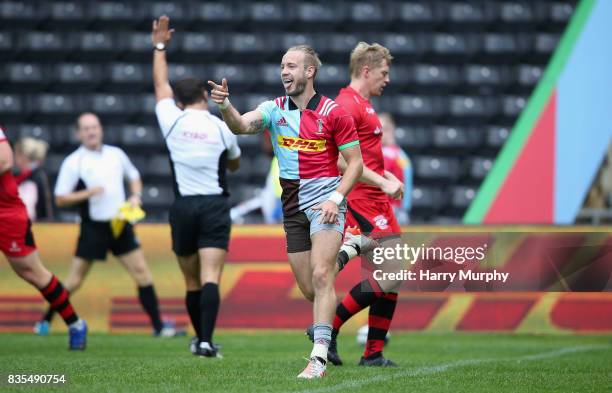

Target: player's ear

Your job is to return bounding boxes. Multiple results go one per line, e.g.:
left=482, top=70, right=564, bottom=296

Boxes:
left=306, top=65, right=315, bottom=79
left=362, top=65, right=370, bottom=79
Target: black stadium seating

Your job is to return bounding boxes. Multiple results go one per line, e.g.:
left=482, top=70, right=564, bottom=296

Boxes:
left=0, top=0, right=576, bottom=223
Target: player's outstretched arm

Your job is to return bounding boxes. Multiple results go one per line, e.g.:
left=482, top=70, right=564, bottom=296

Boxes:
left=152, top=15, right=175, bottom=102
left=208, top=79, right=264, bottom=135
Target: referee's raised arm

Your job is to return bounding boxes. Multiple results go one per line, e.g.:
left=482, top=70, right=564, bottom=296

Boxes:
left=151, top=15, right=175, bottom=102
left=208, top=79, right=265, bottom=135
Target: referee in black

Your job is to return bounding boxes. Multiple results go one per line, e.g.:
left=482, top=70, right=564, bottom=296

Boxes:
left=151, top=16, right=241, bottom=358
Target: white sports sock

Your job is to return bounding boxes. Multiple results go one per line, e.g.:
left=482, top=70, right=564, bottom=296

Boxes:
left=340, top=243, right=359, bottom=259
left=311, top=343, right=328, bottom=361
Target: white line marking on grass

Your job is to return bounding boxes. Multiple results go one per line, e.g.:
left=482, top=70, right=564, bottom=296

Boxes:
left=295, top=344, right=610, bottom=393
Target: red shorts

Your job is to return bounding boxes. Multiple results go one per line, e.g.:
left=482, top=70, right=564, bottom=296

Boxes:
left=0, top=207, right=37, bottom=258
left=345, top=199, right=401, bottom=235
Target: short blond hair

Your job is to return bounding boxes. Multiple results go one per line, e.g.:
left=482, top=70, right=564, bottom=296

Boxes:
left=15, top=137, right=49, bottom=162
left=349, top=42, right=393, bottom=78
left=286, top=45, right=322, bottom=76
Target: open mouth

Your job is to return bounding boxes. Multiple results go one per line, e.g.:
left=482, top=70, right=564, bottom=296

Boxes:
left=282, top=79, right=293, bottom=89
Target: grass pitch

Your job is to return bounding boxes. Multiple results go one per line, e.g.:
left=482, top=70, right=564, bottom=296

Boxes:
left=0, top=332, right=610, bottom=393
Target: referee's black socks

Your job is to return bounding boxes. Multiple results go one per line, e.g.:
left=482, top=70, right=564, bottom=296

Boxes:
left=185, top=289, right=202, bottom=338
left=199, top=282, right=220, bottom=344
left=138, top=284, right=163, bottom=333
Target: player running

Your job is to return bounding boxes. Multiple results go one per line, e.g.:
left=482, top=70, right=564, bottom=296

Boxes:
left=209, top=45, right=363, bottom=378
left=0, top=126, right=87, bottom=350
left=328, top=42, right=404, bottom=367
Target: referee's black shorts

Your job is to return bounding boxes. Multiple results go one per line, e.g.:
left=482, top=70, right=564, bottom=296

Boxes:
left=169, top=195, right=231, bottom=256
left=75, top=221, right=140, bottom=261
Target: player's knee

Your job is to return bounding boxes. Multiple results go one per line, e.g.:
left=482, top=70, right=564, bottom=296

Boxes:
left=311, top=265, right=333, bottom=290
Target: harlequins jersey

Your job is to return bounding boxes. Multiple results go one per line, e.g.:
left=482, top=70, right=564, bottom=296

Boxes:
left=257, top=93, right=359, bottom=216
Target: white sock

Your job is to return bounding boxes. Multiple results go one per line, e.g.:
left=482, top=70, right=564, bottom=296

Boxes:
left=68, top=319, right=83, bottom=329
left=311, top=343, right=328, bottom=361
left=340, top=243, right=359, bottom=258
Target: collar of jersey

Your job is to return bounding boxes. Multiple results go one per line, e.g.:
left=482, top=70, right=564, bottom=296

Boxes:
left=287, top=93, right=322, bottom=111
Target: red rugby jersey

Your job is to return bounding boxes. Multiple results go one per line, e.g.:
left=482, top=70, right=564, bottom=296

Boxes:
left=335, top=86, right=387, bottom=202
left=0, top=127, right=25, bottom=211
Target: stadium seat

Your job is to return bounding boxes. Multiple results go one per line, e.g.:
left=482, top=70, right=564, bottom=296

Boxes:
left=247, top=2, right=290, bottom=28
left=51, top=125, right=72, bottom=148
left=397, top=2, right=439, bottom=25
left=534, top=33, right=560, bottom=55
left=144, top=2, right=191, bottom=28
left=449, top=95, right=499, bottom=118
left=17, top=124, right=53, bottom=144
left=0, top=1, right=42, bottom=28
left=293, top=3, right=345, bottom=30
left=55, top=63, right=101, bottom=91
left=168, top=64, right=199, bottom=81
left=45, top=153, right=67, bottom=177
left=464, top=64, right=513, bottom=88
left=180, top=32, right=223, bottom=61
left=410, top=186, right=447, bottom=213
left=5, top=63, right=46, bottom=92
left=414, top=156, right=461, bottom=181
left=146, top=155, right=172, bottom=178
left=394, top=95, right=446, bottom=118
left=413, top=64, right=461, bottom=87
left=447, top=2, right=494, bottom=24
left=142, top=184, right=174, bottom=207
left=75, top=32, right=118, bottom=61
left=121, top=32, right=159, bottom=61
left=89, top=1, right=141, bottom=28
left=432, top=126, right=484, bottom=150
left=211, top=64, right=251, bottom=88
left=486, top=125, right=511, bottom=148
left=467, top=157, right=494, bottom=180
left=42, top=1, right=88, bottom=29
left=502, top=95, right=527, bottom=117
left=90, top=94, right=134, bottom=120
left=108, top=63, right=150, bottom=92
left=119, top=125, right=161, bottom=147
left=450, top=185, right=477, bottom=209
left=549, top=2, right=574, bottom=23
left=36, top=94, right=77, bottom=116
left=191, top=2, right=245, bottom=31
left=517, top=64, right=543, bottom=87
left=0, top=32, right=13, bottom=60
left=18, top=32, right=68, bottom=61
left=498, top=2, right=537, bottom=23
left=348, top=2, right=387, bottom=28
left=395, top=126, right=433, bottom=151
left=380, top=33, right=423, bottom=57
left=482, top=33, right=530, bottom=56
left=316, top=64, right=349, bottom=87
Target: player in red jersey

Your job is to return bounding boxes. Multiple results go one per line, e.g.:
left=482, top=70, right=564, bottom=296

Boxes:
left=332, top=43, right=405, bottom=366
left=0, top=126, right=87, bottom=350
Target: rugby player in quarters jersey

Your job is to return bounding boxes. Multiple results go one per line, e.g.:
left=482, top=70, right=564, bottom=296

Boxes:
left=35, top=112, right=178, bottom=338
left=331, top=43, right=405, bottom=368
left=209, top=45, right=363, bottom=379
left=0, top=126, right=87, bottom=350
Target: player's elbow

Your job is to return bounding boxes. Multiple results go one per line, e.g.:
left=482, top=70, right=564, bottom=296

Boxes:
left=228, top=158, right=240, bottom=172
left=55, top=195, right=68, bottom=207
left=0, top=158, right=11, bottom=174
